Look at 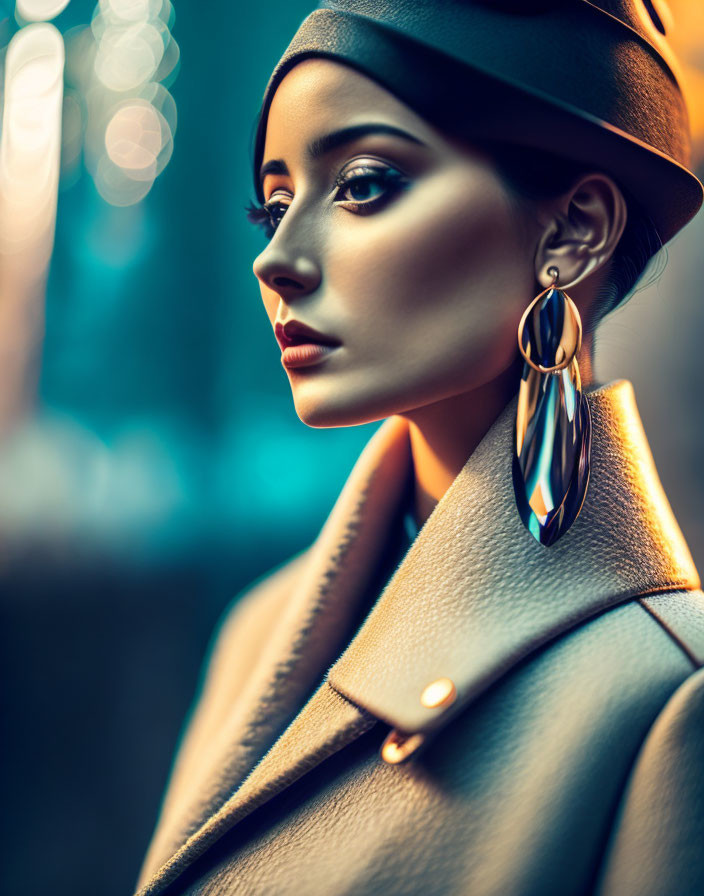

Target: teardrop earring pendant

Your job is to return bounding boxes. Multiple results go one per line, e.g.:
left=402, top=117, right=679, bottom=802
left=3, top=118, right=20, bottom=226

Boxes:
left=513, top=266, right=592, bottom=546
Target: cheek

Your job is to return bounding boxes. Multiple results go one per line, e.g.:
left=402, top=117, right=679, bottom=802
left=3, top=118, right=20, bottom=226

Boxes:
left=326, top=168, right=532, bottom=380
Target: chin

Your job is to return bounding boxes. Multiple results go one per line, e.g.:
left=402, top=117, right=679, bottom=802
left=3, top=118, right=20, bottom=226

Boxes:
left=294, top=401, right=380, bottom=429
left=292, top=388, right=398, bottom=429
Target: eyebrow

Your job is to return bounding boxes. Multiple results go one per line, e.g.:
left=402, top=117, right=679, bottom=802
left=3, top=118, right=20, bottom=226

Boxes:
left=259, top=123, right=426, bottom=189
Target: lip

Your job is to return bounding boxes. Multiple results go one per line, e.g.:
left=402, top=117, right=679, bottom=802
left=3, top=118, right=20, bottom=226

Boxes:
left=280, top=343, right=339, bottom=369
left=274, top=319, right=341, bottom=368
left=274, top=319, right=341, bottom=351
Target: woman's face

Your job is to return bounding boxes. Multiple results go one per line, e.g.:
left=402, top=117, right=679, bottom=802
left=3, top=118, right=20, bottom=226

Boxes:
left=252, top=58, right=539, bottom=427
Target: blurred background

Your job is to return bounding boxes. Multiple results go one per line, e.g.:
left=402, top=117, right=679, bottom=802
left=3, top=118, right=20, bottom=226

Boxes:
left=0, top=1, right=702, bottom=894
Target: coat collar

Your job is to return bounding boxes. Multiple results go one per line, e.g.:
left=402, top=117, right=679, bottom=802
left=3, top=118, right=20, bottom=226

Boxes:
left=137, top=378, right=699, bottom=896
left=327, top=378, right=700, bottom=736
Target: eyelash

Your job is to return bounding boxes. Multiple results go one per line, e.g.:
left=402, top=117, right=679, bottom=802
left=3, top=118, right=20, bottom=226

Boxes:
left=246, top=164, right=409, bottom=239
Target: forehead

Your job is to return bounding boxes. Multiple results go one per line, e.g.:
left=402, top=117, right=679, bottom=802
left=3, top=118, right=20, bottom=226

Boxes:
left=262, top=57, right=435, bottom=161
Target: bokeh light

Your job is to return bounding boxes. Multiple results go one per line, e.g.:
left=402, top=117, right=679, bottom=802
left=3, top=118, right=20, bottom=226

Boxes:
left=105, top=100, right=161, bottom=175
left=94, top=146, right=151, bottom=204
left=76, top=0, right=178, bottom=205
left=93, top=20, right=166, bottom=91
left=15, top=0, right=71, bottom=23
left=0, top=23, right=64, bottom=263
left=0, top=21, right=64, bottom=432
left=100, top=0, right=163, bottom=23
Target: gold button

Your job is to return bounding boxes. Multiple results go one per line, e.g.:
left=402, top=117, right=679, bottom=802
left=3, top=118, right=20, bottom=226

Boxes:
left=420, top=677, right=457, bottom=709
left=380, top=729, right=426, bottom=764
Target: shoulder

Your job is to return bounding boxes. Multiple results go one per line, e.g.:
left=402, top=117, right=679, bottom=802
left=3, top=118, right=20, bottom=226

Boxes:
left=152, top=548, right=311, bottom=803
left=594, top=590, right=704, bottom=896
left=201, top=547, right=311, bottom=692
left=638, top=588, right=704, bottom=666
left=183, top=547, right=311, bottom=741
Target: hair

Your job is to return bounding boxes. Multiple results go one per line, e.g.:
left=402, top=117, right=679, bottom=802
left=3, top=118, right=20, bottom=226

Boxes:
left=480, top=141, right=666, bottom=334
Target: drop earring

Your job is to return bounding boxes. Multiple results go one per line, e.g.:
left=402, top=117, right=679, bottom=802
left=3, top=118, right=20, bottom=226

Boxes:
left=513, top=266, right=592, bottom=546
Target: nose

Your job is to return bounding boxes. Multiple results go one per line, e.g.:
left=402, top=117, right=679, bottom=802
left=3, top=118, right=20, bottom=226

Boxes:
left=252, top=246, right=322, bottom=299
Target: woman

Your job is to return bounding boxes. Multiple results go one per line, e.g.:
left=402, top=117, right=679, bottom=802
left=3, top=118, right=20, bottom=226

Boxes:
left=136, top=2, right=704, bottom=894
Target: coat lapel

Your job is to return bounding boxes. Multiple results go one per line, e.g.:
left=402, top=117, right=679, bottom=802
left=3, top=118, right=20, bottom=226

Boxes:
left=137, top=379, right=700, bottom=896
left=139, top=683, right=376, bottom=896
left=328, top=378, right=700, bottom=736
left=137, top=414, right=411, bottom=894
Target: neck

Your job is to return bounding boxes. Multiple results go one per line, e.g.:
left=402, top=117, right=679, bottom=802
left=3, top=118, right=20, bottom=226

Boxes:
left=400, top=347, right=595, bottom=529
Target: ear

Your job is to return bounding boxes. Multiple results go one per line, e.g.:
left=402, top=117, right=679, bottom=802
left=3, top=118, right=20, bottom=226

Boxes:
left=534, top=173, right=628, bottom=289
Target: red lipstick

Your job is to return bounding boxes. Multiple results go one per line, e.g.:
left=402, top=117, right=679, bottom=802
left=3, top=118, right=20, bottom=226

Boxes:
left=274, top=320, right=341, bottom=369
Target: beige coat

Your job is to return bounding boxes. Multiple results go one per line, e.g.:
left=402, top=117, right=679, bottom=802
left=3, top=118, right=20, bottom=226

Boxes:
left=135, top=379, right=704, bottom=896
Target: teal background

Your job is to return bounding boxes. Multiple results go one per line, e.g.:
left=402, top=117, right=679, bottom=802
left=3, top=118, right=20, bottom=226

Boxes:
left=40, top=0, right=372, bottom=575
left=1, top=2, right=703, bottom=894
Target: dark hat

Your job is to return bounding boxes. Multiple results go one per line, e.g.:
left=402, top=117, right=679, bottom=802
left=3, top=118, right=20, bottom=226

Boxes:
left=252, top=0, right=704, bottom=247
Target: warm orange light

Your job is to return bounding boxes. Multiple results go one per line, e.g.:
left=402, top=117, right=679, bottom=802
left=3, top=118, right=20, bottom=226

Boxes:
left=667, top=1, right=704, bottom=165
left=0, top=23, right=64, bottom=431
left=380, top=730, right=426, bottom=764
left=420, top=677, right=457, bottom=709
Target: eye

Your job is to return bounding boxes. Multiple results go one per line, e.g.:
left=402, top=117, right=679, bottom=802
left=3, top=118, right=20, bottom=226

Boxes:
left=333, top=162, right=409, bottom=214
left=245, top=188, right=292, bottom=239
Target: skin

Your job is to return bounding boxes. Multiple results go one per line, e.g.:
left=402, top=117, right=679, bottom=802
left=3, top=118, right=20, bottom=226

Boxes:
left=253, top=59, right=628, bottom=527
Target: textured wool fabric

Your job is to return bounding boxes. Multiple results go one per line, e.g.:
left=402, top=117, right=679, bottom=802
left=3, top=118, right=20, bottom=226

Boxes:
left=252, top=0, right=704, bottom=246
left=135, top=380, right=704, bottom=896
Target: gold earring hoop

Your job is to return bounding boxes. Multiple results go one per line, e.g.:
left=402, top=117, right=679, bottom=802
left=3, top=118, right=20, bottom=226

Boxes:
left=517, top=266, right=583, bottom=373
left=513, top=265, right=592, bottom=546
